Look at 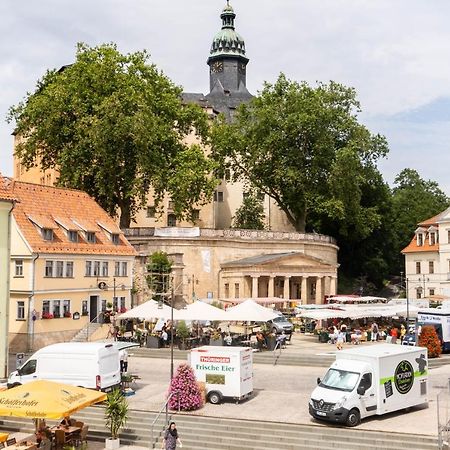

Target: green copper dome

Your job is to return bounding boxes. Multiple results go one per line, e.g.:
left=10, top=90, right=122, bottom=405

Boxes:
left=208, top=2, right=247, bottom=60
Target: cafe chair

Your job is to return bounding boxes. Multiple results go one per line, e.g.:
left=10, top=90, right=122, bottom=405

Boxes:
left=0, top=441, right=5, bottom=448
left=38, top=439, right=51, bottom=450
left=72, top=425, right=89, bottom=447
left=53, top=430, right=66, bottom=449
left=6, top=438, right=16, bottom=446
left=74, top=421, right=84, bottom=429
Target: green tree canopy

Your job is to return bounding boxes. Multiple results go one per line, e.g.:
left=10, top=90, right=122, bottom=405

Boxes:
left=146, top=251, right=172, bottom=297
left=392, top=168, right=450, bottom=252
left=211, top=73, right=388, bottom=234
left=232, top=190, right=266, bottom=230
left=8, top=43, right=218, bottom=228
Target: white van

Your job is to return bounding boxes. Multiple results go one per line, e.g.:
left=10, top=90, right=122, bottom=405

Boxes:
left=8, top=342, right=120, bottom=391
left=309, top=345, right=428, bottom=426
left=189, top=346, right=253, bottom=404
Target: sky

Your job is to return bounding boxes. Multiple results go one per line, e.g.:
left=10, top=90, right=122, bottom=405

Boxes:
left=1, top=0, right=450, bottom=193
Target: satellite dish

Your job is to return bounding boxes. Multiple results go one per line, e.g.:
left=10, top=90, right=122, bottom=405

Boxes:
left=98, top=282, right=107, bottom=290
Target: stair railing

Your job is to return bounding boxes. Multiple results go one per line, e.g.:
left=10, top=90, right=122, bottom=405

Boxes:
left=86, top=312, right=105, bottom=341
left=150, top=392, right=180, bottom=449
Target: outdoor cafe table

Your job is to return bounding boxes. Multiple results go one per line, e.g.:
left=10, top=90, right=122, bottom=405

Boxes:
left=0, top=433, right=9, bottom=443
left=50, top=425, right=81, bottom=437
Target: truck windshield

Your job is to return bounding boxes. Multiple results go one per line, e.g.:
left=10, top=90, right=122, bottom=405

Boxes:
left=320, top=368, right=360, bottom=392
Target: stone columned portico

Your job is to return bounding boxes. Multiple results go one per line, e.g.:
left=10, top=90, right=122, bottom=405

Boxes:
left=125, top=228, right=339, bottom=304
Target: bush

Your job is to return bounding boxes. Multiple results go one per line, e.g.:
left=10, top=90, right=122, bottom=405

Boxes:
left=419, top=325, right=441, bottom=358
left=168, top=363, right=203, bottom=411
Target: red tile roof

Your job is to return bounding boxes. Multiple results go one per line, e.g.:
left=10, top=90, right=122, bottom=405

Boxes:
left=0, top=176, right=16, bottom=202
left=8, top=180, right=136, bottom=256
left=402, top=237, right=439, bottom=254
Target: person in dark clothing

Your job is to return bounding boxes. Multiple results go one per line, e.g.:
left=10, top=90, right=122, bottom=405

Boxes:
left=162, top=422, right=182, bottom=449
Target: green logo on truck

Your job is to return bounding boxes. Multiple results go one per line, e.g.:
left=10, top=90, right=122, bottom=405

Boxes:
left=394, top=360, right=414, bottom=394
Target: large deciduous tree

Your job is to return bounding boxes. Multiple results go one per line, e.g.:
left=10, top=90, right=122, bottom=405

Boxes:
left=8, top=43, right=218, bottom=228
left=211, top=74, right=388, bottom=234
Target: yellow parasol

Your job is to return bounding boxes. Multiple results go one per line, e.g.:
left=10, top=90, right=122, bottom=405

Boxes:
left=0, top=380, right=106, bottom=419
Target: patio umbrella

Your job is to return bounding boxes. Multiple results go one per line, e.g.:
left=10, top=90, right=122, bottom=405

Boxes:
left=173, top=301, right=227, bottom=321
left=118, top=299, right=171, bottom=320
left=224, top=299, right=279, bottom=322
left=0, top=380, right=106, bottom=419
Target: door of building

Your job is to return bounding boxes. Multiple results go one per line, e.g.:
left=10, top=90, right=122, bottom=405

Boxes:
left=89, top=295, right=99, bottom=322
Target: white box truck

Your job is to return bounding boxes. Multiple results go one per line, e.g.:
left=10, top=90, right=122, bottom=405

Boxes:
left=189, top=346, right=253, bottom=404
left=309, top=344, right=428, bottom=426
left=417, top=308, right=450, bottom=351
left=7, top=342, right=121, bottom=391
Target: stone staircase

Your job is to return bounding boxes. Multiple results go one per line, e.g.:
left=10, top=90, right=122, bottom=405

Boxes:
left=128, top=346, right=450, bottom=369
left=0, top=406, right=438, bottom=450
left=71, top=322, right=104, bottom=342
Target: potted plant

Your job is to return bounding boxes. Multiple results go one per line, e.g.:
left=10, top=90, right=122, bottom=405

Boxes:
left=105, top=388, right=128, bottom=450
left=176, top=321, right=190, bottom=350
left=209, top=329, right=223, bottom=346
left=146, top=331, right=161, bottom=348
left=42, top=312, right=53, bottom=319
left=63, top=311, right=72, bottom=318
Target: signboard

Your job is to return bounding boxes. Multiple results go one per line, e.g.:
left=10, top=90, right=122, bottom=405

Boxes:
left=154, top=227, right=200, bottom=238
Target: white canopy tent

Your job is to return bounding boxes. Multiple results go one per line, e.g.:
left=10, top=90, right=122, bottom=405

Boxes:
left=118, top=299, right=171, bottom=320
left=221, top=297, right=296, bottom=305
left=174, top=301, right=228, bottom=321
left=224, top=299, right=279, bottom=322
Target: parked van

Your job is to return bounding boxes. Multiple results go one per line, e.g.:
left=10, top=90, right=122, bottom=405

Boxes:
left=8, top=342, right=120, bottom=391
left=309, top=344, right=428, bottom=426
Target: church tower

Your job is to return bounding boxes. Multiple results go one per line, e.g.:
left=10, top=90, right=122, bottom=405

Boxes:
left=206, top=2, right=252, bottom=109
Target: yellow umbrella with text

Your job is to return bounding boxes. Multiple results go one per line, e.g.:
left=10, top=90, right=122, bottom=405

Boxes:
left=0, top=380, right=106, bottom=419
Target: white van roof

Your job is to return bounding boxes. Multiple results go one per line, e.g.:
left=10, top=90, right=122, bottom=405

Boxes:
left=35, top=342, right=116, bottom=354
left=338, top=344, right=425, bottom=359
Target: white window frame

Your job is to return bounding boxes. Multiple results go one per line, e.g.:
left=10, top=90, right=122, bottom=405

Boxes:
left=102, top=261, right=109, bottom=277
left=56, top=261, right=64, bottom=278
left=66, top=261, right=74, bottom=278
left=45, top=261, right=54, bottom=277
left=17, top=301, right=25, bottom=320
left=15, top=260, right=24, bottom=277
left=85, top=261, right=92, bottom=277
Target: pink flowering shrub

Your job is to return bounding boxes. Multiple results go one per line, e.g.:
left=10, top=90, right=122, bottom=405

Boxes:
left=168, top=363, right=203, bottom=411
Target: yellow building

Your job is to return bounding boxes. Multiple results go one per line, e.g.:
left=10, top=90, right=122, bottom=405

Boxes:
left=2, top=177, right=136, bottom=352
left=0, top=177, right=15, bottom=376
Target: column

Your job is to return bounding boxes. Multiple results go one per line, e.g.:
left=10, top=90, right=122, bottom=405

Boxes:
left=315, top=276, right=323, bottom=304
left=301, top=277, right=308, bottom=304
left=268, top=276, right=275, bottom=298
left=283, top=276, right=290, bottom=300
left=330, top=277, right=337, bottom=295
left=252, top=276, right=259, bottom=298
left=324, top=276, right=331, bottom=297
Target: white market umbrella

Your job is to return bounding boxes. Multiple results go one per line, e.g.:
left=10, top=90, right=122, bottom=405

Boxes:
left=177, top=301, right=227, bottom=321
left=224, top=299, right=279, bottom=322
left=118, top=299, right=171, bottom=320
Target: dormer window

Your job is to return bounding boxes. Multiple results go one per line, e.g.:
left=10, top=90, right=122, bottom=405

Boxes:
left=111, top=233, right=119, bottom=245
left=42, top=228, right=54, bottom=241
left=430, top=232, right=436, bottom=246
left=86, top=232, right=96, bottom=243
left=417, top=233, right=423, bottom=246
left=68, top=230, right=78, bottom=243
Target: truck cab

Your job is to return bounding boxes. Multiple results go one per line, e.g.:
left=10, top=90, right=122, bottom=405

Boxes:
left=310, top=360, right=375, bottom=426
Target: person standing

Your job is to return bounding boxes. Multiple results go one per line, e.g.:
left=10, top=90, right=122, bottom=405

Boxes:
left=371, top=322, right=379, bottom=342
left=119, top=349, right=128, bottom=373
left=336, top=329, right=345, bottom=350
left=162, top=422, right=182, bottom=449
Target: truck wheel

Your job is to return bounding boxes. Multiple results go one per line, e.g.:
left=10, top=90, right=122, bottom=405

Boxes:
left=346, top=408, right=360, bottom=427
left=8, top=383, right=21, bottom=389
left=208, top=391, right=222, bottom=405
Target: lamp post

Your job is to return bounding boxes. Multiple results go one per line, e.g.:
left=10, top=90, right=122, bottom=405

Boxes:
left=170, top=278, right=174, bottom=381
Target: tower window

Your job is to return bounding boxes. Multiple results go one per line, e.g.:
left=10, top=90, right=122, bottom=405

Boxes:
left=167, top=214, right=177, bottom=227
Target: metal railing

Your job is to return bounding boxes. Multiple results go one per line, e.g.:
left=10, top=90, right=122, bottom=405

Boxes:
left=438, top=385, right=450, bottom=449
left=272, top=340, right=283, bottom=365
left=150, top=393, right=180, bottom=449
left=86, top=312, right=105, bottom=341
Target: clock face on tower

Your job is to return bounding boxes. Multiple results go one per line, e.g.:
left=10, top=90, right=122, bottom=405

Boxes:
left=211, top=61, right=224, bottom=73
left=238, top=62, right=246, bottom=75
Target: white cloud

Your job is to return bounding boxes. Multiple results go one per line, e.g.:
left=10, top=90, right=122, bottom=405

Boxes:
left=1, top=0, right=450, bottom=195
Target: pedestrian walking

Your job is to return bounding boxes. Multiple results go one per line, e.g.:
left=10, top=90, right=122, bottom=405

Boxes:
left=119, top=349, right=128, bottom=373
left=336, top=330, right=345, bottom=350
left=162, top=422, right=182, bottom=449
left=371, top=322, right=379, bottom=342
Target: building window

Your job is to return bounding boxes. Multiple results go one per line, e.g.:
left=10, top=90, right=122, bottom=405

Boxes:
left=45, top=261, right=54, bottom=277
left=429, top=288, right=435, bottom=296
left=168, top=200, right=175, bottom=211
left=429, top=261, right=434, bottom=274
left=42, top=228, right=54, bottom=241
left=68, top=230, right=78, bottom=242
left=15, top=260, right=23, bottom=277
left=63, top=300, right=71, bottom=316
left=85, top=261, right=92, bottom=277
left=52, top=300, right=61, bottom=318
left=56, top=261, right=64, bottom=278
left=234, top=283, right=240, bottom=298
left=120, top=297, right=126, bottom=311
left=66, top=261, right=74, bottom=278
left=430, top=233, right=435, bottom=246
left=224, top=168, right=231, bottom=182
left=93, top=261, right=101, bottom=277
left=214, top=191, right=224, bottom=202
left=111, top=234, right=119, bottom=245
left=17, top=301, right=25, bottom=320
left=147, top=206, right=156, bottom=218
left=448, top=230, right=450, bottom=243
left=102, top=261, right=109, bottom=277
left=86, top=232, right=96, bottom=243
left=167, top=214, right=176, bottom=227
left=224, top=283, right=229, bottom=298
left=416, top=288, right=422, bottom=299
left=120, top=262, right=128, bottom=277
left=42, top=300, right=50, bottom=315
left=416, top=261, right=421, bottom=274
left=114, top=262, right=120, bottom=277
left=192, top=209, right=200, bottom=221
